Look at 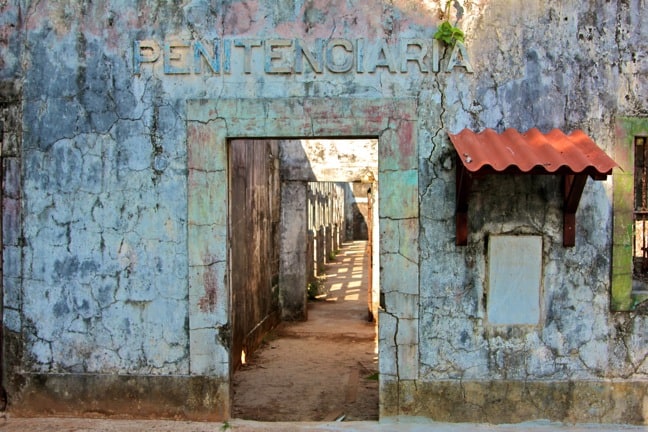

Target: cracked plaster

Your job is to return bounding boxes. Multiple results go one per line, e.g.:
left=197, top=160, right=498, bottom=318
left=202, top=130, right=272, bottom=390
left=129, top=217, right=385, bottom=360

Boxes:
left=0, top=0, right=646, bottom=422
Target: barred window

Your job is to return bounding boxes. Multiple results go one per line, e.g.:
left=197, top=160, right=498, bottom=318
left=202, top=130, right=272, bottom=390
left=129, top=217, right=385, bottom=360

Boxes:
left=633, top=136, right=648, bottom=295
left=613, top=119, right=648, bottom=311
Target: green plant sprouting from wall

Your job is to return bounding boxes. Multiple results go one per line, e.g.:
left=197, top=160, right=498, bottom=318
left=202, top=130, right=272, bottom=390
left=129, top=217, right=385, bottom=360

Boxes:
left=434, top=1, right=465, bottom=47
left=328, top=250, right=338, bottom=261
left=307, top=281, right=320, bottom=299
left=307, top=276, right=326, bottom=300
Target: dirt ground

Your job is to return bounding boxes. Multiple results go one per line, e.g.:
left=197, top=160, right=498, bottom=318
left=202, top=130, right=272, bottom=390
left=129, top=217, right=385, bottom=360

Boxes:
left=232, top=241, right=379, bottom=422
left=1, top=416, right=646, bottom=432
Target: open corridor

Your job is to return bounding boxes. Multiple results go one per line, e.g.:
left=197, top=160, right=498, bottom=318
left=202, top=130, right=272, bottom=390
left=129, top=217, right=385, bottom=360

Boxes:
left=232, top=240, right=378, bottom=422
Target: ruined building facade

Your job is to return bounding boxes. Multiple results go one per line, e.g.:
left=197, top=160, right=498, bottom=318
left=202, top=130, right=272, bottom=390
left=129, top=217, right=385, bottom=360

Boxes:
left=0, top=0, right=647, bottom=424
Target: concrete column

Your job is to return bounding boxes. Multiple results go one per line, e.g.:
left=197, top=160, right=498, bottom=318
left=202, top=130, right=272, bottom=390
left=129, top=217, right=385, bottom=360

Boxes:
left=316, top=226, right=325, bottom=275
left=306, top=230, right=315, bottom=283
left=332, top=223, right=339, bottom=252
left=279, top=181, right=308, bottom=321
left=325, top=225, right=332, bottom=262
left=344, top=184, right=354, bottom=241
left=318, top=192, right=324, bottom=229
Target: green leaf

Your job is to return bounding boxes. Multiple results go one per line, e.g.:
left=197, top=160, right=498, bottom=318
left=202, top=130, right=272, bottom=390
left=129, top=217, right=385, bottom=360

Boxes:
left=433, top=20, right=465, bottom=46
left=451, top=28, right=465, bottom=44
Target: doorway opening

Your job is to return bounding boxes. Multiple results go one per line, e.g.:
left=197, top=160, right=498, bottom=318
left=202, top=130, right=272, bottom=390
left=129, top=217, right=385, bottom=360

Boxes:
left=186, top=97, right=420, bottom=420
left=229, top=138, right=379, bottom=421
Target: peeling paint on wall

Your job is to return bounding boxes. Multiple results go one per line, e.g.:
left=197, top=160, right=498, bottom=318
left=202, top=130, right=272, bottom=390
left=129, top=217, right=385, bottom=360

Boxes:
left=1, top=0, right=647, bottom=423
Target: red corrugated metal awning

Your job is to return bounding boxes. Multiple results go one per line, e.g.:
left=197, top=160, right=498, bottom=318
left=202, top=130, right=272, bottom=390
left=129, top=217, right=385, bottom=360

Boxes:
left=449, top=128, right=617, bottom=177
left=448, top=128, right=618, bottom=247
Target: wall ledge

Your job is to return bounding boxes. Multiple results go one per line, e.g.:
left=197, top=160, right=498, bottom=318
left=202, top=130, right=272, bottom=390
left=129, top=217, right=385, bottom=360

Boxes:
left=381, top=379, right=648, bottom=425
left=8, top=373, right=229, bottom=421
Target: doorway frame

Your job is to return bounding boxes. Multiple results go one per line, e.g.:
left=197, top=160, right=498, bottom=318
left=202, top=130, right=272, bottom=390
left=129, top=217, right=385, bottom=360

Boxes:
left=186, top=98, right=419, bottom=417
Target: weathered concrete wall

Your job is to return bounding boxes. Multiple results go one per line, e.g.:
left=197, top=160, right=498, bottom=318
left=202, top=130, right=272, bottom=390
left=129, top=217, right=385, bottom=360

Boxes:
left=281, top=139, right=378, bottom=183
left=413, top=0, right=648, bottom=423
left=2, top=0, right=647, bottom=423
left=0, top=1, right=21, bottom=82
left=1, top=75, right=22, bottom=403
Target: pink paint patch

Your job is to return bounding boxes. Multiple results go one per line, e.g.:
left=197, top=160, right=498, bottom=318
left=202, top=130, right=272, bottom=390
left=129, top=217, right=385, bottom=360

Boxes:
left=398, top=121, right=414, bottom=165
left=223, top=1, right=261, bottom=35
left=363, top=106, right=385, bottom=125
left=186, top=124, right=215, bottom=170
left=199, top=265, right=217, bottom=313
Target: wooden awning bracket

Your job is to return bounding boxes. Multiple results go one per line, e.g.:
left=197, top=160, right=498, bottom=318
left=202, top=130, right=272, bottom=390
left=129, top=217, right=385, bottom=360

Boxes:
left=562, top=174, right=588, bottom=247
left=455, top=165, right=605, bottom=247
left=455, top=157, right=471, bottom=246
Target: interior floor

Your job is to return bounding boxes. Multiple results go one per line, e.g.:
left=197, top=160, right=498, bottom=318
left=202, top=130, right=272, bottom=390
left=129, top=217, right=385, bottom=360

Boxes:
left=232, top=240, right=378, bottom=421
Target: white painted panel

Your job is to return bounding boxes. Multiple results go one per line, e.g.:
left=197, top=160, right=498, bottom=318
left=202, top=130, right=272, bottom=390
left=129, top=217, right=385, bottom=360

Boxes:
left=487, top=235, right=542, bottom=325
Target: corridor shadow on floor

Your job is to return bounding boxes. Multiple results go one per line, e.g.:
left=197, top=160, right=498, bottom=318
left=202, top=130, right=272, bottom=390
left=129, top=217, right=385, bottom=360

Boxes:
left=232, top=241, right=378, bottom=422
